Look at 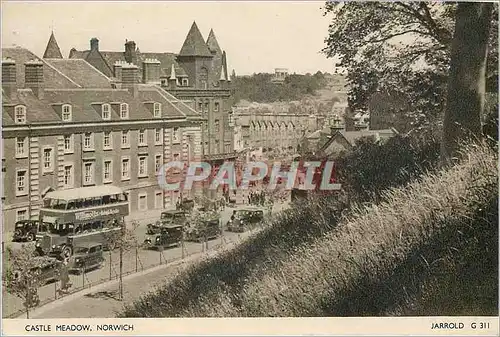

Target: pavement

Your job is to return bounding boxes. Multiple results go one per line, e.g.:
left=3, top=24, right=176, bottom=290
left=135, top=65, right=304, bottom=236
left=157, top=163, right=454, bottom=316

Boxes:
left=3, top=197, right=290, bottom=319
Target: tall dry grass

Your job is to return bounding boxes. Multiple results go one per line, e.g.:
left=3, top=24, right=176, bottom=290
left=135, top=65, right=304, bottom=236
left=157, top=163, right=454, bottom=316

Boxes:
left=121, top=142, right=497, bottom=317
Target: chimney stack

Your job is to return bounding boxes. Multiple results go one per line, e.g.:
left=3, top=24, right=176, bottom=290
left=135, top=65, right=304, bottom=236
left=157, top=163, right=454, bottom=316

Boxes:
left=142, top=58, right=160, bottom=84
left=90, top=38, right=99, bottom=51
left=2, top=58, right=17, bottom=99
left=121, top=63, right=139, bottom=97
left=24, top=60, right=44, bottom=99
left=113, top=60, right=126, bottom=82
left=124, top=40, right=137, bottom=65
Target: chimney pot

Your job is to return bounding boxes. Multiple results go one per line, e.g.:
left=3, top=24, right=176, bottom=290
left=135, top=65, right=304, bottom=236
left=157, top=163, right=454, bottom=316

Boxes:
left=90, top=38, right=99, bottom=51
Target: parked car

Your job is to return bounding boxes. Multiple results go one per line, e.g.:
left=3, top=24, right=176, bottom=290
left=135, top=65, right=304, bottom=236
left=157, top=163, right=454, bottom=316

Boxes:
left=185, top=218, right=221, bottom=242
left=144, top=225, right=183, bottom=250
left=68, top=243, right=105, bottom=274
left=147, top=210, right=187, bottom=235
left=226, top=207, right=265, bottom=232
left=12, top=220, right=48, bottom=242
left=11, top=256, right=63, bottom=286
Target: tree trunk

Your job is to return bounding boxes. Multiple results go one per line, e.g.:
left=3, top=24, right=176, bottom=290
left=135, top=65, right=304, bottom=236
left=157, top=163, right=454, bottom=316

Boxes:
left=441, top=3, right=493, bottom=162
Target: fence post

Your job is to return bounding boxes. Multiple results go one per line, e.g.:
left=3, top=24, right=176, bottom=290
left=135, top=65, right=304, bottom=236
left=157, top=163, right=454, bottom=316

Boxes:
left=54, top=280, right=57, bottom=300
left=135, top=245, right=138, bottom=273
left=82, top=269, right=85, bottom=289
left=109, top=251, right=112, bottom=281
left=181, top=236, right=185, bottom=259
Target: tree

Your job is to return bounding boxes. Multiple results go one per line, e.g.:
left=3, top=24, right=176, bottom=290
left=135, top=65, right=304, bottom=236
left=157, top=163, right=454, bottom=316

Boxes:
left=103, top=220, right=139, bottom=301
left=441, top=3, right=494, bottom=161
left=323, top=2, right=498, bottom=133
left=3, top=245, right=46, bottom=318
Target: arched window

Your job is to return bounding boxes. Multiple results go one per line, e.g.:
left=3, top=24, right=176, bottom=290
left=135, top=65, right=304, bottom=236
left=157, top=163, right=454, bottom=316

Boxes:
left=14, top=105, right=27, bottom=124
left=199, top=67, right=208, bottom=89
left=62, top=104, right=72, bottom=122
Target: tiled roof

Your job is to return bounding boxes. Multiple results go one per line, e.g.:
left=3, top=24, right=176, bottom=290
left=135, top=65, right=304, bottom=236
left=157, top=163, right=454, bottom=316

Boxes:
left=44, top=59, right=112, bottom=88
left=137, top=86, right=186, bottom=119
left=43, top=32, right=63, bottom=59
left=42, top=89, right=153, bottom=122
left=3, top=89, right=61, bottom=125
left=178, top=22, right=213, bottom=57
left=2, top=48, right=80, bottom=89
left=206, top=29, right=222, bottom=54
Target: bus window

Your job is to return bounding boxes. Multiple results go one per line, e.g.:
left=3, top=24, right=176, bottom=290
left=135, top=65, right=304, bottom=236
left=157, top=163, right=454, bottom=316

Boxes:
left=67, top=201, right=76, bottom=209
left=103, top=196, right=111, bottom=204
left=118, top=193, right=128, bottom=202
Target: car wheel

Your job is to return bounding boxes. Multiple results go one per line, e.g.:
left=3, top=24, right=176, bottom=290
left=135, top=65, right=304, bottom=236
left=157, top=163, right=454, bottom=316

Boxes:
left=26, top=233, right=35, bottom=242
left=61, top=245, right=73, bottom=259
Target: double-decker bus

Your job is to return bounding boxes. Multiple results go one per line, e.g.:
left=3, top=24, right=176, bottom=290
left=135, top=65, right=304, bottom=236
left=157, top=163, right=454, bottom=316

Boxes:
left=35, top=185, right=129, bottom=259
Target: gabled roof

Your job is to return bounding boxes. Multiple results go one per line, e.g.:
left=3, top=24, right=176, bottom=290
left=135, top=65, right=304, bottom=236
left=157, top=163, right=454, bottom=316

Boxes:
left=43, top=32, right=63, bottom=59
left=3, top=48, right=80, bottom=89
left=44, top=59, right=112, bottom=88
left=178, top=22, right=213, bottom=57
left=3, top=89, right=62, bottom=125
left=138, top=86, right=187, bottom=119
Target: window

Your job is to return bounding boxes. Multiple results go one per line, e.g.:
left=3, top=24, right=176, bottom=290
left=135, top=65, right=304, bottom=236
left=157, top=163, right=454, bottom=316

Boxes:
left=84, top=162, right=94, bottom=185
left=42, top=148, right=53, bottom=172
left=121, top=131, right=130, bottom=148
left=15, top=137, right=27, bottom=158
left=121, top=158, right=130, bottom=180
left=103, top=131, right=112, bottom=149
left=138, top=193, right=147, bottom=211
left=161, top=79, right=167, bottom=87
left=155, top=128, right=162, bottom=145
left=120, top=103, right=129, bottom=119
left=153, top=103, right=161, bottom=118
left=16, top=209, right=28, bottom=221
left=182, top=78, right=189, bottom=86
left=103, top=160, right=112, bottom=182
left=138, top=129, right=147, bottom=146
left=15, top=106, right=26, bottom=124
left=62, top=104, right=72, bottom=122
left=63, top=165, right=73, bottom=187
left=198, top=102, right=203, bottom=112
left=155, top=154, right=163, bottom=173
left=204, top=102, right=209, bottom=112
left=102, top=104, right=111, bottom=120
left=83, top=133, right=94, bottom=150
left=215, top=120, right=220, bottom=133
left=155, top=191, right=163, bottom=209
left=214, top=140, right=219, bottom=154
left=172, top=128, right=180, bottom=143
left=63, top=135, right=73, bottom=153
left=138, top=156, right=147, bottom=177
left=16, top=170, right=27, bottom=195
left=214, top=102, right=220, bottom=112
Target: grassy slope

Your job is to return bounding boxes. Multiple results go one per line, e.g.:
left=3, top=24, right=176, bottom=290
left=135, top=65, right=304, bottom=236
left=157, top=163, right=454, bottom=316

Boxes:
left=121, top=143, right=497, bottom=317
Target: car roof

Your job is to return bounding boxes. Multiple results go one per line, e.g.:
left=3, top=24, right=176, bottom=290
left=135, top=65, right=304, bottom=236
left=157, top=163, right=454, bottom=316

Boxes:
left=162, top=210, right=185, bottom=214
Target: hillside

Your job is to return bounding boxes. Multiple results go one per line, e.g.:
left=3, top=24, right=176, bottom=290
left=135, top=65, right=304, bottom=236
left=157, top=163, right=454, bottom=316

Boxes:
left=120, top=141, right=497, bottom=317
left=232, top=72, right=329, bottom=103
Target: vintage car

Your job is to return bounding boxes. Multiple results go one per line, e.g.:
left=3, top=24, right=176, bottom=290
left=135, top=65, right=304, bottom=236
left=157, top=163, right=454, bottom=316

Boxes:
left=12, top=220, right=48, bottom=242
left=143, top=225, right=183, bottom=250
left=185, top=218, right=221, bottom=242
left=146, top=210, right=187, bottom=235
left=68, top=243, right=105, bottom=274
left=226, top=207, right=265, bottom=232
left=11, top=256, right=63, bottom=286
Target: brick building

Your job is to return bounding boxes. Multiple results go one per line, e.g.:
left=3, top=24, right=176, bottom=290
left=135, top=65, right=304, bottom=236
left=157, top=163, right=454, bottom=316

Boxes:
left=2, top=24, right=233, bottom=231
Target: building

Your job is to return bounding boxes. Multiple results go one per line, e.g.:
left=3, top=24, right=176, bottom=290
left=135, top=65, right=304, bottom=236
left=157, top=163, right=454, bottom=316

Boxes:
left=271, top=68, right=288, bottom=84
left=2, top=24, right=231, bottom=231
left=68, top=22, right=236, bottom=174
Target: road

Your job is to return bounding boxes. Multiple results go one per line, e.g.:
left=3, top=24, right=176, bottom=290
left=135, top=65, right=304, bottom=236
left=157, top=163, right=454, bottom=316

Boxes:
left=2, top=200, right=290, bottom=318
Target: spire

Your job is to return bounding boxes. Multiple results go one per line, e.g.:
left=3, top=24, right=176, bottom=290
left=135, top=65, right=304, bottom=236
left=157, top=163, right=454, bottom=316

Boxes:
left=178, top=21, right=212, bottom=57
left=206, top=29, right=222, bottom=54
left=219, top=64, right=227, bottom=81
left=43, top=31, right=63, bottom=59
left=169, top=63, right=177, bottom=80
left=222, top=51, right=229, bottom=81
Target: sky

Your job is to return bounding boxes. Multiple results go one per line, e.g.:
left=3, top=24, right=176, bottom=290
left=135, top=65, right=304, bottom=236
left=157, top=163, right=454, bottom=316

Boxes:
left=2, top=1, right=339, bottom=75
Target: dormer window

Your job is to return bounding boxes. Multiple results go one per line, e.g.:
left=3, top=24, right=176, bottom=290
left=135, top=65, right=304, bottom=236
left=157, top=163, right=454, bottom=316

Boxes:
left=161, top=79, right=167, bottom=87
left=120, top=103, right=129, bottom=119
left=182, top=78, right=189, bottom=86
left=102, top=104, right=111, bottom=120
left=153, top=103, right=161, bottom=118
left=62, top=104, right=72, bottom=122
left=14, top=105, right=26, bottom=124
